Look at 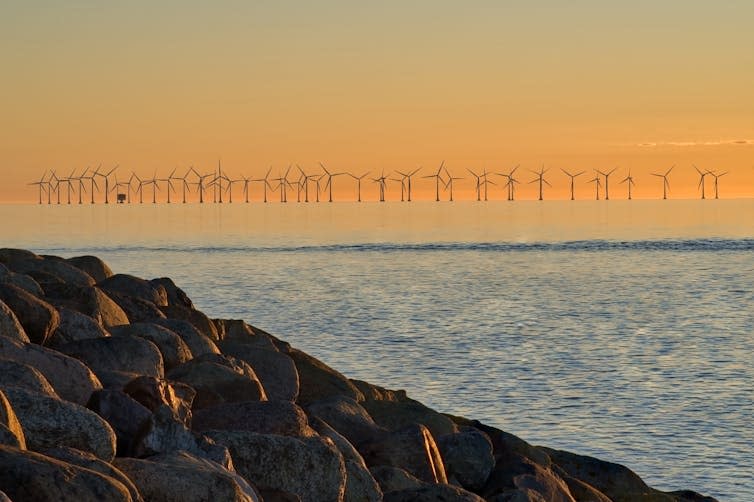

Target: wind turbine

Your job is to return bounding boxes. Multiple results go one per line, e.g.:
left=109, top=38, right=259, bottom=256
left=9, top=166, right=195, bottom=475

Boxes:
left=297, top=165, right=318, bottom=203
left=443, top=166, right=463, bottom=202
left=158, top=168, right=178, bottom=203
left=271, top=166, right=293, bottom=202
left=240, top=175, right=251, bottom=203
left=372, top=172, right=389, bottom=202
left=44, top=171, right=57, bottom=204
left=190, top=167, right=213, bottom=203
left=707, top=170, right=727, bottom=199
left=348, top=171, right=370, bottom=202
left=596, top=168, right=618, bottom=200
left=145, top=171, right=159, bottom=203
left=480, top=170, right=495, bottom=201
left=396, top=167, right=422, bottom=201
left=391, top=176, right=406, bottom=201
left=319, top=163, right=345, bottom=203
left=620, top=170, right=635, bottom=200
left=29, top=171, right=48, bottom=205
left=93, top=165, right=118, bottom=204
left=81, top=166, right=99, bottom=204
left=496, top=165, right=519, bottom=201
left=179, top=168, right=192, bottom=203
left=467, top=169, right=482, bottom=201
left=251, top=167, right=273, bottom=203
left=587, top=175, right=602, bottom=200
left=132, top=173, right=145, bottom=203
left=651, top=166, right=673, bottom=200
left=212, top=160, right=230, bottom=203
left=49, top=171, right=61, bottom=204
left=59, top=169, right=77, bottom=204
left=694, top=165, right=708, bottom=199
left=422, top=162, right=445, bottom=202
left=113, top=173, right=130, bottom=203
left=225, top=175, right=243, bottom=203
left=561, top=168, right=584, bottom=201
left=74, top=168, right=89, bottom=204
left=529, top=167, right=551, bottom=201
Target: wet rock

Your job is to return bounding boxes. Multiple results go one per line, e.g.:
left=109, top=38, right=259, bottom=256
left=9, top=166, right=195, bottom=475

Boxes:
left=0, top=283, right=59, bottom=345
left=206, top=430, right=347, bottom=502
left=47, top=307, right=110, bottom=347
left=358, top=424, right=448, bottom=484
left=110, top=323, right=192, bottom=370
left=154, top=318, right=220, bottom=356
left=437, top=428, right=495, bottom=492
left=193, top=400, right=315, bottom=437
left=0, top=390, right=25, bottom=448
left=384, top=485, right=485, bottom=502
left=0, top=298, right=29, bottom=342
left=344, top=459, right=383, bottom=502
left=481, top=452, right=575, bottom=502
left=123, top=376, right=194, bottom=425
left=9, top=257, right=95, bottom=288
left=150, top=277, right=193, bottom=308
left=58, top=335, right=164, bottom=379
left=99, top=274, right=168, bottom=306
left=66, top=255, right=114, bottom=283
left=0, top=336, right=102, bottom=404
left=0, top=445, right=132, bottom=501
left=4, top=387, right=116, bottom=461
left=44, top=446, right=143, bottom=502
left=115, top=450, right=260, bottom=502
left=369, top=465, right=425, bottom=493
left=167, top=354, right=267, bottom=409
left=159, top=304, right=219, bottom=340
left=86, top=389, right=152, bottom=456
left=0, top=359, right=58, bottom=397
left=219, top=339, right=299, bottom=401
left=306, top=396, right=384, bottom=446
left=288, top=348, right=364, bottom=405
left=215, top=319, right=277, bottom=349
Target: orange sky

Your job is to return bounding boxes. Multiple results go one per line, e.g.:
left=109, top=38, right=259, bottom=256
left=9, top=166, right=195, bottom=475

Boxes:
left=2, top=3, right=753, bottom=202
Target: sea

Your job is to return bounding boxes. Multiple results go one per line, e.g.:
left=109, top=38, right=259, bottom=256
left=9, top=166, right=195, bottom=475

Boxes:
left=3, top=200, right=752, bottom=501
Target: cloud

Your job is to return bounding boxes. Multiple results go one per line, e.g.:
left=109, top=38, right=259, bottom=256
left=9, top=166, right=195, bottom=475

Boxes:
left=638, top=139, right=754, bottom=147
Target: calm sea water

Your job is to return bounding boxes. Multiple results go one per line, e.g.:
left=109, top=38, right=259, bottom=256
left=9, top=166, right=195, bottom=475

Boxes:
left=3, top=201, right=753, bottom=501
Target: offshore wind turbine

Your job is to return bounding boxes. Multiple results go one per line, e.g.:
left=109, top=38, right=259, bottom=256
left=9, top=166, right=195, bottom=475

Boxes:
left=179, top=169, right=192, bottom=203
left=596, top=168, right=618, bottom=200
left=49, top=171, right=61, bottom=204
left=496, top=165, right=519, bottom=201
left=708, top=170, right=727, bottom=199
left=391, top=176, right=406, bottom=201
left=620, top=170, right=635, bottom=200
left=191, top=167, right=213, bottom=203
left=467, top=168, right=482, bottom=201
left=587, top=175, right=602, bottom=200
left=694, top=165, right=708, bottom=199
left=158, top=168, right=178, bottom=203
left=297, top=165, right=320, bottom=203
left=251, top=167, right=273, bottom=203
left=348, top=171, right=370, bottom=202
left=29, top=171, right=48, bottom=204
left=81, top=166, right=99, bottom=204
left=75, top=168, right=89, bottom=204
left=422, top=162, right=445, bottom=202
left=561, top=168, right=584, bottom=200
left=443, top=167, right=463, bottom=202
left=651, top=166, right=673, bottom=200
left=319, top=163, right=346, bottom=203
left=529, top=167, right=551, bottom=201
left=113, top=173, right=131, bottom=203
left=480, top=170, right=495, bottom=201
left=372, top=172, right=389, bottom=202
left=396, top=167, right=422, bottom=201
left=93, top=165, right=118, bottom=204
left=145, top=171, right=159, bottom=203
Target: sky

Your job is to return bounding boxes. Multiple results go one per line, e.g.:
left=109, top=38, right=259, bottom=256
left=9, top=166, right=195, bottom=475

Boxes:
left=2, top=1, right=754, bottom=202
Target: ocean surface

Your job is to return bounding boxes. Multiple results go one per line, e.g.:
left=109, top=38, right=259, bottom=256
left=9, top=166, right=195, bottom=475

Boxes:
left=3, top=200, right=753, bottom=501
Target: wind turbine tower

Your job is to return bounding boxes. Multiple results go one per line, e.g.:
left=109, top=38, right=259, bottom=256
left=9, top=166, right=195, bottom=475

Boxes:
left=651, top=166, right=673, bottom=200
left=561, top=169, right=584, bottom=200
left=529, top=167, right=551, bottom=201
left=620, top=170, right=636, bottom=200
left=596, top=168, right=618, bottom=200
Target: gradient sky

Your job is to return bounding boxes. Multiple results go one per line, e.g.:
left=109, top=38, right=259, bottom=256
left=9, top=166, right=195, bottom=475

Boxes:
left=2, top=1, right=754, bottom=202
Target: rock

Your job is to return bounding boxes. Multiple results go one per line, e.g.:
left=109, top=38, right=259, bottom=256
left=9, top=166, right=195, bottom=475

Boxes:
left=481, top=452, right=575, bottom=502
left=114, top=450, right=260, bottom=502
left=437, top=428, right=495, bottom=492
left=345, top=459, right=382, bottom=502
left=0, top=264, right=8, bottom=281
left=0, top=358, right=58, bottom=397
left=306, top=396, right=384, bottom=446
left=99, top=274, right=168, bottom=306
left=214, top=319, right=277, bottom=349
left=86, top=389, right=152, bottom=456
left=8, top=271, right=44, bottom=296
left=47, top=307, right=110, bottom=347
left=0, top=248, right=39, bottom=264
left=154, top=318, right=220, bottom=356
left=58, top=335, right=164, bottom=379
left=384, top=485, right=485, bottom=502
left=43, top=284, right=130, bottom=329
left=97, top=370, right=143, bottom=390
left=66, top=255, right=114, bottom=283
left=259, top=489, right=302, bottom=502
left=105, top=290, right=167, bottom=323
left=465, top=420, right=552, bottom=467
left=288, top=348, right=364, bottom=405
left=310, top=417, right=367, bottom=466
left=159, top=304, right=219, bottom=340
left=9, top=257, right=95, bottom=287
left=0, top=283, right=59, bottom=345
left=193, top=400, right=315, bottom=437
left=0, top=299, right=29, bottom=342
left=167, top=354, right=267, bottom=409
left=0, top=445, right=132, bottom=501
left=123, top=376, right=194, bottom=425
left=207, top=430, right=347, bottom=502
left=110, top=323, right=192, bottom=371
left=369, top=465, right=425, bottom=493
left=0, top=336, right=102, bottom=404
left=44, top=446, right=144, bottom=502
left=0, top=390, right=25, bottom=448
left=219, top=340, right=299, bottom=401
left=554, top=471, right=613, bottom=502
left=4, top=387, right=116, bottom=461
left=358, top=424, right=448, bottom=484
left=150, top=277, right=193, bottom=308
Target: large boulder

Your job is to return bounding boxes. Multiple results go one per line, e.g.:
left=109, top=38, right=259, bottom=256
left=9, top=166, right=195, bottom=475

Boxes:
left=43, top=283, right=131, bottom=328
left=0, top=445, right=132, bottom=501
left=124, top=376, right=194, bottom=425
left=288, top=348, right=363, bottom=405
left=369, top=465, right=425, bottom=493
left=98, top=290, right=164, bottom=324
left=437, top=428, right=495, bottom=492
left=306, top=396, right=384, bottom=446
left=4, top=387, right=116, bottom=461
left=481, top=452, right=576, bottom=502
left=150, top=277, right=193, bottom=308
left=159, top=304, right=219, bottom=340
left=192, top=400, right=315, bottom=437
left=464, top=420, right=551, bottom=466
left=0, top=358, right=58, bottom=397
left=383, top=485, right=485, bottom=502
left=86, top=389, right=152, bottom=456
left=0, top=298, right=29, bottom=342
left=309, top=417, right=367, bottom=466
left=0, top=283, right=59, bottom=345
left=44, top=446, right=143, bottom=502
left=344, top=459, right=382, bottom=502
left=0, top=390, right=25, bottom=448
left=214, top=319, right=277, bottom=349
left=98, top=274, right=168, bottom=307
left=206, top=430, right=347, bottom=502
left=9, top=256, right=95, bottom=287
left=0, top=248, right=39, bottom=264
left=47, top=307, right=110, bottom=347
left=58, top=335, right=164, bottom=379
left=358, top=424, right=448, bottom=484
left=115, top=451, right=260, bottom=502
left=6, top=271, right=44, bottom=296
left=110, top=323, right=192, bottom=371
left=167, top=354, right=267, bottom=409
left=154, top=318, right=220, bottom=356
left=219, top=340, right=299, bottom=401
left=0, top=336, right=102, bottom=405
left=66, top=255, right=114, bottom=283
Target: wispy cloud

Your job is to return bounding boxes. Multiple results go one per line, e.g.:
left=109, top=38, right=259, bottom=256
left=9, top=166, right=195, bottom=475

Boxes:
left=638, top=139, right=754, bottom=147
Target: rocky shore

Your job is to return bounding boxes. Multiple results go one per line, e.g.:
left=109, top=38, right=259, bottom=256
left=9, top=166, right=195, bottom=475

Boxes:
left=0, top=248, right=717, bottom=502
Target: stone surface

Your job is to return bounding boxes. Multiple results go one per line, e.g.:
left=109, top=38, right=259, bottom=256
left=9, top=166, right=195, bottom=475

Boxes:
left=384, top=485, right=486, bottom=502
left=0, top=248, right=39, bottom=264
left=159, top=303, right=219, bottom=340
left=86, top=389, right=152, bottom=456
left=0, top=390, right=25, bottom=449
left=0, top=358, right=58, bottom=397
left=47, top=307, right=110, bottom=347
left=0, top=445, right=132, bottom=501
left=10, top=257, right=96, bottom=288
left=95, top=289, right=166, bottom=324
left=193, top=400, right=315, bottom=437
left=115, top=450, right=260, bottom=502
left=207, top=430, right=347, bottom=502
left=465, top=420, right=552, bottom=467
left=0, top=283, right=59, bottom=345
left=369, top=465, right=425, bottom=493
left=110, top=322, right=192, bottom=370
left=123, top=376, right=194, bottom=425
left=219, top=339, right=299, bottom=401
left=481, top=452, right=576, bottom=502
left=99, top=274, right=168, bottom=306
left=4, top=387, right=116, bottom=461
left=288, top=348, right=364, bottom=405
left=154, top=318, right=220, bottom=356
left=7, top=271, right=44, bottom=296
left=438, top=428, right=495, bottom=492
left=44, top=283, right=130, bottom=328
left=306, top=396, right=384, bottom=446
left=150, top=277, right=194, bottom=308
left=214, top=319, right=277, bottom=349
left=0, top=299, right=29, bottom=342
left=344, top=459, right=382, bottom=502
left=66, top=255, right=114, bottom=283
left=0, top=336, right=102, bottom=405
left=310, top=416, right=367, bottom=466
left=58, top=335, right=164, bottom=379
